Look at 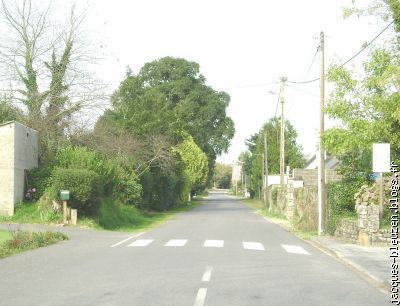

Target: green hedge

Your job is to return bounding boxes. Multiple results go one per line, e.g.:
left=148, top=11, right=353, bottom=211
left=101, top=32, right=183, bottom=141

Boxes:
left=326, top=180, right=364, bottom=234
left=50, top=168, right=103, bottom=215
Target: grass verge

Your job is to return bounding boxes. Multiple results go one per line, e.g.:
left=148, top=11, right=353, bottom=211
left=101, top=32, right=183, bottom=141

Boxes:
left=79, top=198, right=204, bottom=231
left=0, top=230, right=68, bottom=258
left=241, top=198, right=318, bottom=240
left=0, top=197, right=204, bottom=233
left=0, top=202, right=62, bottom=224
left=0, top=230, right=12, bottom=244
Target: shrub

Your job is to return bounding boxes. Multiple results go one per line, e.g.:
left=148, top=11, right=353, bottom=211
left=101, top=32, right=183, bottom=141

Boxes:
left=326, top=180, right=364, bottom=234
left=55, top=146, right=117, bottom=194
left=113, top=165, right=142, bottom=205
left=49, top=168, right=103, bottom=215
left=140, top=164, right=186, bottom=211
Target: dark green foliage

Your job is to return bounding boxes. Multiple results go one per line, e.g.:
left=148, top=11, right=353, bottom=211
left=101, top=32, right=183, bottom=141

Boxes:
left=140, top=165, right=186, bottom=211
left=50, top=168, right=103, bottom=215
left=54, top=146, right=142, bottom=204
left=109, top=57, right=235, bottom=183
left=27, top=159, right=55, bottom=199
left=214, top=163, right=232, bottom=189
left=326, top=180, right=363, bottom=234
left=244, top=118, right=306, bottom=198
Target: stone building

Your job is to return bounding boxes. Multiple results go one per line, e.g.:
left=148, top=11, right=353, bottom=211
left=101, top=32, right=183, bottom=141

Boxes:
left=0, top=122, right=38, bottom=216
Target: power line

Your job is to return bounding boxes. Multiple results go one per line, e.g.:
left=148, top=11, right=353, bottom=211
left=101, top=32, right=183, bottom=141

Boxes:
left=287, top=20, right=394, bottom=85
left=222, top=81, right=279, bottom=90
left=286, top=84, right=319, bottom=98
left=303, top=46, right=319, bottom=80
left=338, top=20, right=394, bottom=68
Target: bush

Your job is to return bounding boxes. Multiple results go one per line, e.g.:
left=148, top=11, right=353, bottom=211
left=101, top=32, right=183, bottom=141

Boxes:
left=140, top=164, right=186, bottom=211
left=55, top=146, right=117, bottom=194
left=113, top=165, right=142, bottom=205
left=55, top=146, right=143, bottom=205
left=49, top=168, right=103, bottom=215
left=327, top=180, right=364, bottom=234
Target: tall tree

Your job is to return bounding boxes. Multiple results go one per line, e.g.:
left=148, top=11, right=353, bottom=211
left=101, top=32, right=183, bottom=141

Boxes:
left=243, top=117, right=306, bottom=198
left=109, top=57, right=235, bottom=182
left=323, top=47, right=400, bottom=180
left=0, top=0, right=106, bottom=154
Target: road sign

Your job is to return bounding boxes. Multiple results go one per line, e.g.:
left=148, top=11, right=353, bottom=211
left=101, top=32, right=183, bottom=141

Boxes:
left=373, top=143, right=390, bottom=173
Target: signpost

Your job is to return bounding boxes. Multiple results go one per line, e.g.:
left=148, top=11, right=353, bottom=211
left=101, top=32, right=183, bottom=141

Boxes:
left=372, top=143, right=390, bottom=221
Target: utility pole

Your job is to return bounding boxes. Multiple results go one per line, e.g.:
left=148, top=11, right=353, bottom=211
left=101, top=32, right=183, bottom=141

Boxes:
left=279, top=77, right=287, bottom=185
left=318, top=31, right=326, bottom=235
left=264, top=131, right=269, bottom=208
left=262, top=153, right=265, bottom=202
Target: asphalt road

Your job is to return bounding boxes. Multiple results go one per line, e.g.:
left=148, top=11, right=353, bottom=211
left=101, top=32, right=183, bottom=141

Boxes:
left=0, top=190, right=390, bottom=306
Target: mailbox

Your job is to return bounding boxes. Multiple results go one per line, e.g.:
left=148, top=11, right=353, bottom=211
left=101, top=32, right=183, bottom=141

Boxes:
left=60, top=190, right=70, bottom=201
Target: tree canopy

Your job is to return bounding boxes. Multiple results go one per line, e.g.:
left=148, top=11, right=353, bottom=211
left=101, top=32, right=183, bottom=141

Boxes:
left=108, top=57, right=235, bottom=182
left=242, top=117, right=306, bottom=198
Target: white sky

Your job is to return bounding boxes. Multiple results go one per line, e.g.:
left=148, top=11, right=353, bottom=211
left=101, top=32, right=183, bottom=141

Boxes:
left=67, top=0, right=389, bottom=163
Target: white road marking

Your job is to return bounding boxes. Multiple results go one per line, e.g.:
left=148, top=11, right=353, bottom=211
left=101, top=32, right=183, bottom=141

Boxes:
left=194, top=288, right=207, bottom=306
left=281, top=244, right=310, bottom=255
left=111, top=233, right=144, bottom=247
left=164, top=239, right=188, bottom=247
left=201, top=266, right=213, bottom=282
left=203, top=240, right=224, bottom=248
left=242, top=241, right=265, bottom=251
left=128, top=239, right=154, bottom=247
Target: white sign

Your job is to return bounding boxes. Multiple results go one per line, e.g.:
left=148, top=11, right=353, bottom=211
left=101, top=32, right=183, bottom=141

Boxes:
left=373, top=143, right=390, bottom=173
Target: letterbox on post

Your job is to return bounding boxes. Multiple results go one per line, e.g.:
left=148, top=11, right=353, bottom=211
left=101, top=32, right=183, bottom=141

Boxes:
left=60, top=190, right=70, bottom=224
left=60, top=190, right=70, bottom=201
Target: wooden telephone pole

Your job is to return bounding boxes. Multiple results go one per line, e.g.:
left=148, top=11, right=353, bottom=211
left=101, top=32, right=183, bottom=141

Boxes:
left=279, top=77, right=287, bottom=185
left=318, top=31, right=326, bottom=235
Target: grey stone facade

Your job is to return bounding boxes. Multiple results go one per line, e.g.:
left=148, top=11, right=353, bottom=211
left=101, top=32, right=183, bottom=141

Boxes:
left=0, top=122, right=38, bottom=216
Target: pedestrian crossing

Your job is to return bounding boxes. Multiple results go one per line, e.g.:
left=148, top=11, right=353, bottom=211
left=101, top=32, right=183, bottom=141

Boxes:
left=112, top=238, right=310, bottom=255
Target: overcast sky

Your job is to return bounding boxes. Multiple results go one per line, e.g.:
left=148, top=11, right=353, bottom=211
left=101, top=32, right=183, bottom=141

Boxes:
left=73, top=0, right=390, bottom=163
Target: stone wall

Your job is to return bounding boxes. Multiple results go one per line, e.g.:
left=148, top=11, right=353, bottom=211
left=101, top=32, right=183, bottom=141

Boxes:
left=334, top=219, right=359, bottom=243
left=293, top=186, right=318, bottom=231
left=292, top=168, right=342, bottom=186
left=271, top=181, right=318, bottom=231
left=370, top=229, right=391, bottom=246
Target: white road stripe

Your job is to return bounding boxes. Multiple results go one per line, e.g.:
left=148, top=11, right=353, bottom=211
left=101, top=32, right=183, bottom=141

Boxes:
left=203, top=240, right=224, bottom=247
left=165, top=239, right=188, bottom=247
left=128, top=239, right=154, bottom=247
left=281, top=244, right=310, bottom=255
left=242, top=241, right=265, bottom=251
left=111, top=233, right=144, bottom=247
left=201, top=266, right=213, bottom=282
left=194, top=288, right=207, bottom=306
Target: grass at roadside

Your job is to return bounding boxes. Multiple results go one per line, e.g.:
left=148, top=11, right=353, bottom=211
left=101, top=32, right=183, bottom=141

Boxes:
left=241, top=198, right=287, bottom=221
left=0, top=202, right=62, bottom=225
left=241, top=198, right=318, bottom=240
left=0, top=230, right=12, bottom=244
left=0, top=197, right=205, bottom=232
left=0, top=230, right=68, bottom=258
left=78, top=197, right=204, bottom=231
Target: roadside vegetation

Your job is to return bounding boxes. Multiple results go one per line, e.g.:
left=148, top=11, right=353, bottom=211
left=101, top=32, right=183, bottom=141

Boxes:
left=242, top=198, right=317, bottom=240
left=0, top=1, right=233, bottom=230
left=238, top=0, right=399, bottom=235
left=0, top=230, right=68, bottom=258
